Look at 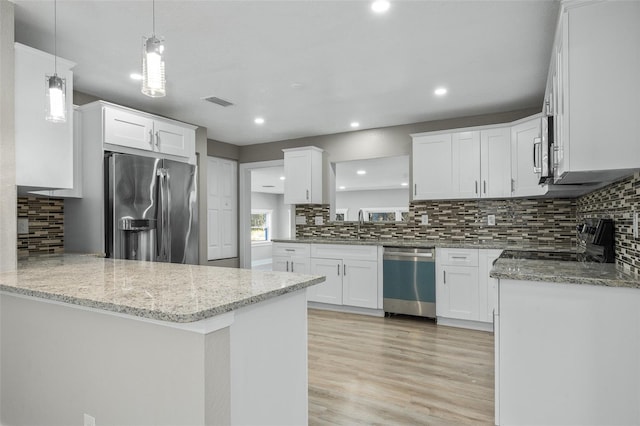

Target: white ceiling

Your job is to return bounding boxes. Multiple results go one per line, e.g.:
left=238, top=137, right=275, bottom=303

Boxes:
left=13, top=0, right=560, bottom=146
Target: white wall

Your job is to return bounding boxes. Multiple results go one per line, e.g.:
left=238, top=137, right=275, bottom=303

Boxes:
left=0, top=0, right=16, bottom=272
left=250, top=192, right=290, bottom=268
left=336, top=188, right=409, bottom=221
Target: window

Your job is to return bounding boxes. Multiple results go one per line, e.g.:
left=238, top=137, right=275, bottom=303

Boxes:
left=362, top=207, right=409, bottom=222
left=335, top=208, right=348, bottom=221
left=251, top=210, right=272, bottom=242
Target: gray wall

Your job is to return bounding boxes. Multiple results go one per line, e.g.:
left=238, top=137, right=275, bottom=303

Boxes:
left=237, top=107, right=539, bottom=164
left=207, top=139, right=240, bottom=161
left=0, top=0, right=16, bottom=272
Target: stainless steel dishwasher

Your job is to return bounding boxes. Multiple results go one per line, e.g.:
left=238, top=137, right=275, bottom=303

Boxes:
left=383, top=246, right=436, bottom=318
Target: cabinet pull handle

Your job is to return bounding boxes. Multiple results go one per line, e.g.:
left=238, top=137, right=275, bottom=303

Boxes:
left=292, top=262, right=294, bottom=273
left=285, top=248, right=295, bottom=252
left=444, top=270, right=446, bottom=284
left=343, top=264, right=347, bottom=276
left=475, top=181, right=478, bottom=194
left=414, top=183, right=417, bottom=196
left=337, top=264, right=340, bottom=276
left=148, top=130, right=154, bottom=147
left=286, top=261, right=289, bottom=272
left=533, top=137, right=542, bottom=173
left=306, top=189, right=309, bottom=201
left=451, top=256, right=467, bottom=260
left=483, top=180, right=487, bottom=194
left=155, top=131, right=160, bottom=148
left=511, top=178, right=515, bottom=193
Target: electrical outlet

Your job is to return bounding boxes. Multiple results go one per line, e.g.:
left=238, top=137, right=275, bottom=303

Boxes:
left=83, top=414, right=95, bottom=426
left=314, top=216, right=324, bottom=226
left=295, top=215, right=306, bottom=225
left=17, top=218, right=29, bottom=235
left=421, top=214, right=429, bottom=226
left=487, top=215, right=496, bottom=226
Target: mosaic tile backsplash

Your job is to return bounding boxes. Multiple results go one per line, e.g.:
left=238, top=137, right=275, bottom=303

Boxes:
left=17, top=197, right=64, bottom=258
left=577, top=172, right=640, bottom=275
left=296, top=198, right=578, bottom=248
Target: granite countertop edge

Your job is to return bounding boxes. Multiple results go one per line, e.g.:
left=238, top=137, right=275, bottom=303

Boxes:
left=0, top=276, right=325, bottom=323
left=271, top=238, right=575, bottom=251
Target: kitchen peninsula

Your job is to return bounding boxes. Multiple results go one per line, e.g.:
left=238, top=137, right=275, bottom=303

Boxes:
left=0, top=255, right=324, bottom=426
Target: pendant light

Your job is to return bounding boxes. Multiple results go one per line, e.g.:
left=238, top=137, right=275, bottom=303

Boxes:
left=142, top=0, right=166, bottom=97
left=45, top=0, right=66, bottom=123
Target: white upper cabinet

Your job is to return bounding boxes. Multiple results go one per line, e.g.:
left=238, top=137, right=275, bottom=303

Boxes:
left=412, top=133, right=453, bottom=200
left=283, top=147, right=323, bottom=204
left=14, top=43, right=75, bottom=190
left=549, top=1, right=640, bottom=184
left=412, top=126, right=510, bottom=200
left=511, top=117, right=548, bottom=197
left=102, top=103, right=196, bottom=161
left=480, top=127, right=511, bottom=198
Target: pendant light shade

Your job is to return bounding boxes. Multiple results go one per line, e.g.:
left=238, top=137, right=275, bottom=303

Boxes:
left=142, top=35, right=166, bottom=97
left=45, top=0, right=66, bottom=123
left=141, top=0, right=166, bottom=97
left=45, top=74, right=66, bottom=123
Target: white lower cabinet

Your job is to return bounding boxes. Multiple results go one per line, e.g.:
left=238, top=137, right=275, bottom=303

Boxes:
left=436, top=248, right=502, bottom=330
left=308, top=244, right=379, bottom=310
left=272, top=244, right=310, bottom=274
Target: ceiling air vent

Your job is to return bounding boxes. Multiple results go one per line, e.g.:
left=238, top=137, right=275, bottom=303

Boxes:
left=203, top=96, right=234, bottom=107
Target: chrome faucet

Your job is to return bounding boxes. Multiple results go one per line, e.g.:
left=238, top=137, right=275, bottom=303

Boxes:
left=357, top=209, right=365, bottom=240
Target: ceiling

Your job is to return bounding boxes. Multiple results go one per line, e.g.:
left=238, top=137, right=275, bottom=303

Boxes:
left=13, top=0, right=560, bottom=146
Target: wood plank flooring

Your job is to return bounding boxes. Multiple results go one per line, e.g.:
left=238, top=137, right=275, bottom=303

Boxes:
left=308, top=309, right=495, bottom=425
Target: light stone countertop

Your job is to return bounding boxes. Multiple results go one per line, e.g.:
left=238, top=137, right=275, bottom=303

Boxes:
left=272, top=238, right=576, bottom=252
left=491, top=258, right=639, bottom=289
left=0, top=255, right=325, bottom=323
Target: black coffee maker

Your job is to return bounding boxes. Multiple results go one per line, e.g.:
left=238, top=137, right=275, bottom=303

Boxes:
left=577, top=218, right=615, bottom=263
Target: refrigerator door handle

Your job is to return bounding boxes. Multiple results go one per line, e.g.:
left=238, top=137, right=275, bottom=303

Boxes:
left=157, top=168, right=171, bottom=262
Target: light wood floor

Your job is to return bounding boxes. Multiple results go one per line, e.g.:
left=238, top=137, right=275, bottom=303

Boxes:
left=308, top=309, right=495, bottom=425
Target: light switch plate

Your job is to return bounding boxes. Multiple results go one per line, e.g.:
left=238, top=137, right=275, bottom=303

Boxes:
left=487, top=215, right=496, bottom=226
left=295, top=215, right=307, bottom=225
left=315, top=216, right=324, bottom=226
left=17, top=218, right=29, bottom=235
left=421, top=214, right=429, bottom=226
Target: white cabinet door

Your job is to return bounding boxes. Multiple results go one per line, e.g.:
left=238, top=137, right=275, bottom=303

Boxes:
left=342, top=260, right=378, bottom=309
left=452, top=131, right=481, bottom=199
left=14, top=43, right=75, bottom=190
left=283, top=147, right=323, bottom=204
left=481, top=128, right=511, bottom=198
left=290, top=257, right=310, bottom=274
left=272, top=256, right=290, bottom=272
left=309, top=258, right=343, bottom=305
left=154, top=119, right=195, bottom=158
left=478, top=249, right=502, bottom=324
left=412, top=134, right=453, bottom=200
left=439, top=265, right=479, bottom=321
left=511, top=118, right=547, bottom=197
left=207, top=157, right=238, bottom=260
left=103, top=106, right=154, bottom=151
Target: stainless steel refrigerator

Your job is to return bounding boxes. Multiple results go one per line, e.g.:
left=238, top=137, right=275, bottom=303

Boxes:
left=105, top=152, right=198, bottom=264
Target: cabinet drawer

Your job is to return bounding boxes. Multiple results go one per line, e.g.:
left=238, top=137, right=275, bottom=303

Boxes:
left=272, top=243, right=310, bottom=257
left=438, top=248, right=479, bottom=266
left=311, top=244, right=378, bottom=261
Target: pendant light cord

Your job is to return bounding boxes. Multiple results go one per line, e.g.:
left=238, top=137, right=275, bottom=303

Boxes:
left=152, top=0, right=155, bottom=36
left=53, top=0, right=57, bottom=74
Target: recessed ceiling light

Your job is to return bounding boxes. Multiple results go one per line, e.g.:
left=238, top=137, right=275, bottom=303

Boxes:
left=130, top=73, right=143, bottom=81
left=339, top=186, right=346, bottom=190
left=254, top=117, right=265, bottom=125
left=350, top=122, right=360, bottom=128
left=401, top=182, right=408, bottom=186
left=371, top=0, right=390, bottom=14
left=357, top=170, right=367, bottom=175
left=434, top=87, right=448, bottom=96
left=279, top=176, right=285, bottom=181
